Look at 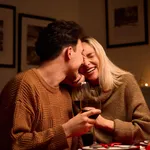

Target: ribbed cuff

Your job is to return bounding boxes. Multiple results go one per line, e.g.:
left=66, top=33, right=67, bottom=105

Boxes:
left=113, top=119, right=133, bottom=144
left=49, top=125, right=69, bottom=149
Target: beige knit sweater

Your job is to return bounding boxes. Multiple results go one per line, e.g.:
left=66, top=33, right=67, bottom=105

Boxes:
left=72, top=74, right=150, bottom=145
left=0, top=68, right=79, bottom=150
left=91, top=74, right=150, bottom=144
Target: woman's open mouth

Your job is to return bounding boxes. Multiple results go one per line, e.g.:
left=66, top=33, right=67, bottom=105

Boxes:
left=86, top=67, right=96, bottom=74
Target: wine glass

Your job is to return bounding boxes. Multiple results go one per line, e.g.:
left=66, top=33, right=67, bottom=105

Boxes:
left=79, top=81, right=101, bottom=149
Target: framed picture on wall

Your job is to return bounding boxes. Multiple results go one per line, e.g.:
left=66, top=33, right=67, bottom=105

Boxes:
left=18, top=13, right=55, bottom=72
left=105, top=0, right=148, bottom=48
left=0, top=4, right=16, bottom=68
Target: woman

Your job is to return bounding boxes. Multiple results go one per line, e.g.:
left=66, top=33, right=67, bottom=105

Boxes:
left=71, top=37, right=150, bottom=144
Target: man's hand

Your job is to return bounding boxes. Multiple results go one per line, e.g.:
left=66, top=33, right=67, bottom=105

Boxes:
left=62, top=108, right=101, bottom=137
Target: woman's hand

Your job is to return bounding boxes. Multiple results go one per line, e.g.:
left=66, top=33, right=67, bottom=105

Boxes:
left=95, top=115, right=114, bottom=133
left=63, top=74, right=85, bottom=87
left=72, top=74, right=85, bottom=87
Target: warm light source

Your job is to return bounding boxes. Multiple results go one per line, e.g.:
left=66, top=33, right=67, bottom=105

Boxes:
left=144, top=83, right=149, bottom=87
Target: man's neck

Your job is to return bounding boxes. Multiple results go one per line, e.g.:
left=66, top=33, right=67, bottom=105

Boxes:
left=37, top=60, right=67, bottom=88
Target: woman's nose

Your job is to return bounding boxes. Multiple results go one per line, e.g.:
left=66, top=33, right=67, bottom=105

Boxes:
left=83, top=57, right=90, bottom=66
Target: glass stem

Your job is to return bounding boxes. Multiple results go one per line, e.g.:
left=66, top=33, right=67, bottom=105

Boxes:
left=93, top=126, right=97, bottom=144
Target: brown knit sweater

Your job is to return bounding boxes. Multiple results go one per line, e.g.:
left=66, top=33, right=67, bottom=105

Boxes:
left=0, top=68, right=79, bottom=150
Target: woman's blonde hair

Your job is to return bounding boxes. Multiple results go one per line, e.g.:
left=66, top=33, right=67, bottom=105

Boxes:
left=81, top=37, right=130, bottom=91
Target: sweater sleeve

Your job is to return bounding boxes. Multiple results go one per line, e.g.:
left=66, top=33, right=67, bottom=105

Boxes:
left=10, top=78, right=69, bottom=150
left=113, top=74, right=150, bottom=144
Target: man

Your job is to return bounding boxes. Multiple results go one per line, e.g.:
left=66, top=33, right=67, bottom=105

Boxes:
left=0, top=20, right=100, bottom=150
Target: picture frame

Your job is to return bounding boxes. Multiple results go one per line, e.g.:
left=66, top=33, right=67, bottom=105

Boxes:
left=18, top=13, right=55, bottom=72
left=0, top=4, right=16, bottom=68
left=105, top=0, right=148, bottom=48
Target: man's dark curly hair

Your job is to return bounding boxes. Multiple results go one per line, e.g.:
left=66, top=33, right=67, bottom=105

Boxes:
left=35, top=20, right=85, bottom=62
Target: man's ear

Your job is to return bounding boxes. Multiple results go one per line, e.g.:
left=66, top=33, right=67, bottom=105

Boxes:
left=66, top=46, right=73, bottom=60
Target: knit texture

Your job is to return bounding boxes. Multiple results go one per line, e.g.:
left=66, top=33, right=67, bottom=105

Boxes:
left=95, top=73, right=150, bottom=144
left=73, top=74, right=150, bottom=145
left=0, top=68, right=79, bottom=150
